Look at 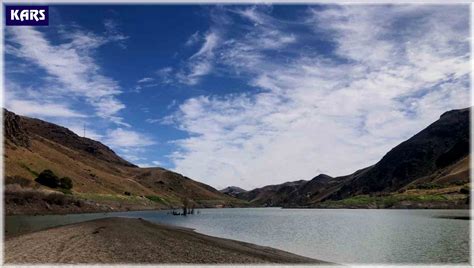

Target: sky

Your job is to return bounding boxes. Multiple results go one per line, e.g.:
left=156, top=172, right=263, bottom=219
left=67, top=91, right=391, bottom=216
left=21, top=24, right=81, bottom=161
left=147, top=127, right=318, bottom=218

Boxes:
left=4, top=4, right=471, bottom=190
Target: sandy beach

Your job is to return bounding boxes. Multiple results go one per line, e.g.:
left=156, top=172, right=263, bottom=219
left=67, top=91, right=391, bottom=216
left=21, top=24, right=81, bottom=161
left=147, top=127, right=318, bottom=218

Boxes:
left=4, top=217, right=328, bottom=264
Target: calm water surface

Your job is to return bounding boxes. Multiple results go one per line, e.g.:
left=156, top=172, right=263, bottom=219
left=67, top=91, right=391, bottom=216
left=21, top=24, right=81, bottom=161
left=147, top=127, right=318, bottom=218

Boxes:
left=5, top=208, right=470, bottom=264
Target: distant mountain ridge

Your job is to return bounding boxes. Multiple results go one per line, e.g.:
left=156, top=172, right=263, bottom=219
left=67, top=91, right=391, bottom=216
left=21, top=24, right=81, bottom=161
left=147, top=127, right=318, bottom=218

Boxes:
left=224, top=108, right=470, bottom=208
left=219, top=186, right=247, bottom=198
left=235, top=180, right=307, bottom=206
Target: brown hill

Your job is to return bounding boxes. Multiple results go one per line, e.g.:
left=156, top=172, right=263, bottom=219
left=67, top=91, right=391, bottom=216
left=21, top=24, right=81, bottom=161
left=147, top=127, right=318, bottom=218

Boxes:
left=4, top=109, right=244, bottom=212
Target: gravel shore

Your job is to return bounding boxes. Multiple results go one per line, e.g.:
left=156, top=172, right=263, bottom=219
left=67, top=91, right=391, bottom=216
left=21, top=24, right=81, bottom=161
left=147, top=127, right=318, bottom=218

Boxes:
left=5, top=217, right=329, bottom=264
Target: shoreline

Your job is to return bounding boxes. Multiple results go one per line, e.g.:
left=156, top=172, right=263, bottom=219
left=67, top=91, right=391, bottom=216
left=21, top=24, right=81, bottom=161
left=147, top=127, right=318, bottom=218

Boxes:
left=4, top=217, right=330, bottom=264
left=9, top=204, right=471, bottom=217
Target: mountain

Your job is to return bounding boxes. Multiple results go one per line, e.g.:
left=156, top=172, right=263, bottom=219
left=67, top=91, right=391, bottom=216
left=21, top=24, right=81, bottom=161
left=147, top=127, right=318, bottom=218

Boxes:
left=4, top=109, right=245, bottom=213
left=220, top=186, right=247, bottom=198
left=236, top=108, right=470, bottom=208
left=327, top=108, right=469, bottom=199
left=235, top=180, right=307, bottom=206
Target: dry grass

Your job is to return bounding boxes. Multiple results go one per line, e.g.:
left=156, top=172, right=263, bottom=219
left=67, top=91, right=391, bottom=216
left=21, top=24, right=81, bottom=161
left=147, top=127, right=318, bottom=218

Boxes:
left=5, top=184, right=79, bottom=206
left=5, top=138, right=237, bottom=209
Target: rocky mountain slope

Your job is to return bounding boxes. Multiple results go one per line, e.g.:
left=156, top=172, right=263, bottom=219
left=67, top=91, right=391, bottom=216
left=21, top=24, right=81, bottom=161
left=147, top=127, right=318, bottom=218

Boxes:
left=227, top=108, right=470, bottom=208
left=4, top=109, right=245, bottom=213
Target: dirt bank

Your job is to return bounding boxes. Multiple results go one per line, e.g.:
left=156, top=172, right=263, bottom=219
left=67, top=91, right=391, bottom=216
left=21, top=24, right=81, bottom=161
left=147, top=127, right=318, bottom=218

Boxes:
left=4, top=217, right=329, bottom=264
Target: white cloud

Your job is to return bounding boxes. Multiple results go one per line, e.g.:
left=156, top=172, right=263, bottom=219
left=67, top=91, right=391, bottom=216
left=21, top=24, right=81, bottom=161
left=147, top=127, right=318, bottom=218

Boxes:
left=137, top=77, right=154, bottom=83
left=136, top=163, right=154, bottom=168
left=155, top=67, right=174, bottom=84
left=178, top=31, right=220, bottom=85
left=190, top=31, right=219, bottom=59
left=145, top=118, right=161, bottom=124
left=236, top=6, right=266, bottom=25
left=168, top=5, right=470, bottom=189
left=135, top=160, right=162, bottom=168
left=133, top=69, right=174, bottom=92
left=4, top=23, right=159, bottom=167
left=6, top=26, right=126, bottom=123
left=7, top=99, right=86, bottom=118
left=103, top=18, right=129, bottom=48
left=104, top=128, right=155, bottom=148
left=185, top=31, right=201, bottom=46
left=170, top=7, right=298, bottom=86
left=103, top=129, right=155, bottom=166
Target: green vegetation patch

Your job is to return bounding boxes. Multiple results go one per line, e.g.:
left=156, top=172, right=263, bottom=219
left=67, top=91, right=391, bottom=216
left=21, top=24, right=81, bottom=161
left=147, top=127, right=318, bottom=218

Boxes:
left=78, top=193, right=131, bottom=202
left=19, top=163, right=39, bottom=177
left=145, top=195, right=168, bottom=205
left=57, top=188, right=73, bottom=195
left=321, top=193, right=451, bottom=208
left=77, top=193, right=150, bottom=205
left=410, top=182, right=445, bottom=190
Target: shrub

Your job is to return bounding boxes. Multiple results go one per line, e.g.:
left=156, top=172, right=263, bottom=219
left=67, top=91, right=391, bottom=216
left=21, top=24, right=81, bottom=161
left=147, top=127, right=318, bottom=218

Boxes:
left=460, top=187, right=470, bottom=195
left=453, top=180, right=466, bottom=186
left=417, top=182, right=444, bottom=189
left=43, top=193, right=68, bottom=206
left=5, top=176, right=31, bottom=187
left=35, top=170, right=60, bottom=188
left=59, top=177, right=73, bottom=190
left=5, top=185, right=47, bottom=204
left=35, top=170, right=73, bottom=190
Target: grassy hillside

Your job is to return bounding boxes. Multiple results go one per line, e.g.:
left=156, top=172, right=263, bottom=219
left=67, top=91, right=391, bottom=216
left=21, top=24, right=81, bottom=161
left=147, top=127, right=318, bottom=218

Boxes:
left=4, top=109, right=247, bottom=214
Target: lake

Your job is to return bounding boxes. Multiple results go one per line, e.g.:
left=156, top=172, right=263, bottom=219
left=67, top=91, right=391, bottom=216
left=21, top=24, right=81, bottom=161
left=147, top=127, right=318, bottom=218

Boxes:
left=5, top=208, right=470, bottom=264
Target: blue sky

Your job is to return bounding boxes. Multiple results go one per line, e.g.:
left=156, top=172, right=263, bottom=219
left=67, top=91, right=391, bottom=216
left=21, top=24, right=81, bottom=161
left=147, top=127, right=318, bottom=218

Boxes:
left=4, top=4, right=470, bottom=189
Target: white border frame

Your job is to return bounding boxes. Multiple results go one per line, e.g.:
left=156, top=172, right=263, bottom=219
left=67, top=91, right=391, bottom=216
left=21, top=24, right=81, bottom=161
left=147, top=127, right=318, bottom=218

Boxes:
left=0, top=1, right=472, bottom=268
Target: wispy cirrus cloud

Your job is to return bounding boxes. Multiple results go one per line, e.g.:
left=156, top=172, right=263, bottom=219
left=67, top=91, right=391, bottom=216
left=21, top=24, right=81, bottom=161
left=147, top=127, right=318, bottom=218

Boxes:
left=133, top=68, right=175, bottom=92
left=6, top=25, right=126, bottom=124
left=166, top=5, right=470, bottom=189
left=137, top=77, right=154, bottom=83
left=103, top=18, right=129, bottom=48
left=177, top=31, right=220, bottom=85
left=185, top=31, right=200, bottom=47
left=158, top=6, right=297, bottom=87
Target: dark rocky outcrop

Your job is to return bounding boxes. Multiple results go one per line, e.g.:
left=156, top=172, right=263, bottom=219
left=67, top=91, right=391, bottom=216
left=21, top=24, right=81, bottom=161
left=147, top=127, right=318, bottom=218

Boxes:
left=4, top=109, right=30, bottom=148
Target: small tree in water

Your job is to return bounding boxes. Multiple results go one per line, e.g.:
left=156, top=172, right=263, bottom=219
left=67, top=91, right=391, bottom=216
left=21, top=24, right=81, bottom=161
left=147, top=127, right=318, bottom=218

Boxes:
left=182, top=197, right=189, bottom=216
